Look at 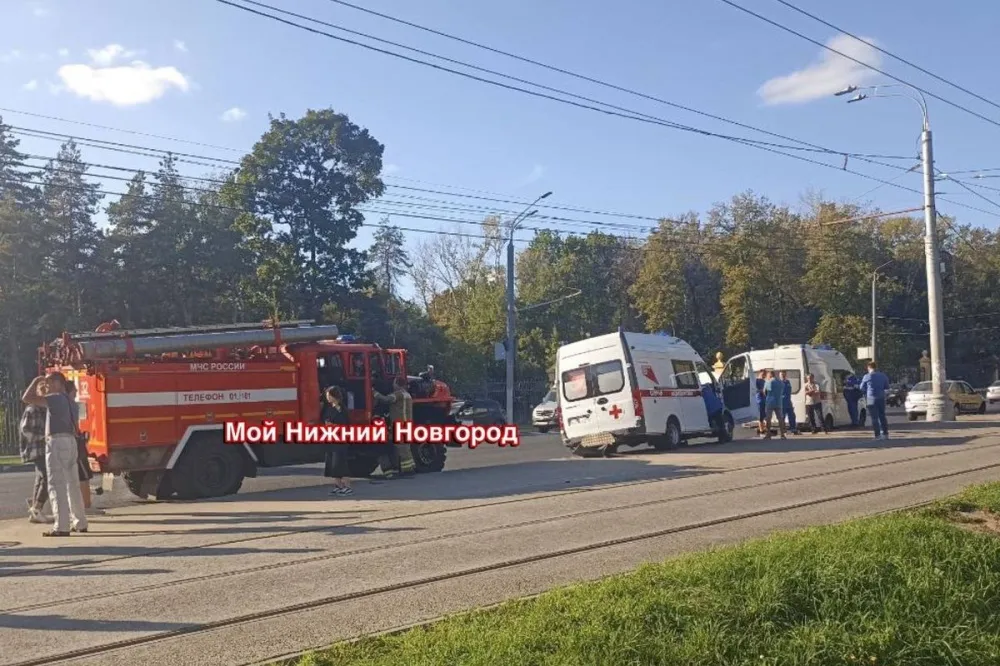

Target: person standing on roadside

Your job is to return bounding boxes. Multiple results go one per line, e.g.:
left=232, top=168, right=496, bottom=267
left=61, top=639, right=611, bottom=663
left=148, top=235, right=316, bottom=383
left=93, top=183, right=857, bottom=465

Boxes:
left=374, top=376, right=416, bottom=478
left=19, top=402, right=50, bottom=524
left=779, top=370, right=799, bottom=435
left=803, top=373, right=829, bottom=434
left=22, top=373, right=88, bottom=537
left=65, top=382, right=94, bottom=509
left=844, top=373, right=862, bottom=428
left=321, top=386, right=353, bottom=496
left=763, top=370, right=786, bottom=440
left=860, top=361, right=891, bottom=440
left=755, top=369, right=768, bottom=438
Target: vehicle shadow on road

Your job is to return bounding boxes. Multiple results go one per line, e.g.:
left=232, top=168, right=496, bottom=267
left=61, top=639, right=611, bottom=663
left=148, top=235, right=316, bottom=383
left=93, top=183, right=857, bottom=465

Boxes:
left=188, top=458, right=720, bottom=504
left=0, top=612, right=191, bottom=632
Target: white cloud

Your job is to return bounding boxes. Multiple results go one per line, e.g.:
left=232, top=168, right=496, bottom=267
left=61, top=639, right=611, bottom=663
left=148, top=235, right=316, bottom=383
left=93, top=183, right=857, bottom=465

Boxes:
left=757, top=34, right=881, bottom=105
left=87, top=44, right=139, bottom=67
left=57, top=48, right=69, bottom=58
left=174, top=40, right=188, bottom=53
left=383, top=163, right=400, bottom=176
left=518, top=164, right=545, bottom=187
left=58, top=62, right=190, bottom=106
left=220, top=107, right=247, bottom=122
left=23, top=79, right=38, bottom=91
left=0, top=50, right=23, bottom=64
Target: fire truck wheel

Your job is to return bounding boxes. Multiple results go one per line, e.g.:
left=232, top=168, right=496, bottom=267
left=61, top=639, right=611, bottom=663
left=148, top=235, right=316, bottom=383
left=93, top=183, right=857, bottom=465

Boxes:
left=123, top=471, right=149, bottom=499
left=172, top=438, right=246, bottom=499
left=411, top=443, right=447, bottom=473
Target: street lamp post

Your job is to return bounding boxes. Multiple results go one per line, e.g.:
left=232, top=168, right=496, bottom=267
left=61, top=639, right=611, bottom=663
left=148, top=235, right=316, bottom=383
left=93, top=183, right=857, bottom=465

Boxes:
left=505, top=191, right=553, bottom=425
left=836, top=84, right=952, bottom=421
left=871, top=260, right=893, bottom=363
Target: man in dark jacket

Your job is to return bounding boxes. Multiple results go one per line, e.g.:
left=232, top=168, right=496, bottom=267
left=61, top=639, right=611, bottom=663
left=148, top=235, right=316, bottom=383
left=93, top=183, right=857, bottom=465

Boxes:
left=19, top=403, right=50, bottom=524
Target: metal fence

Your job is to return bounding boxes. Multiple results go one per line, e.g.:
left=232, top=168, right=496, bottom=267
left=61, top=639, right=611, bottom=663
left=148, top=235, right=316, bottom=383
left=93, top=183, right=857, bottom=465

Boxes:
left=1, top=384, right=21, bottom=456
left=450, top=380, right=552, bottom=424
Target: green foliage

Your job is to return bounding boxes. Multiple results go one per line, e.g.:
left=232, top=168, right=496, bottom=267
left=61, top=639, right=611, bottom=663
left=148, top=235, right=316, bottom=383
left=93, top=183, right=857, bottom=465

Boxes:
left=298, top=482, right=1000, bottom=666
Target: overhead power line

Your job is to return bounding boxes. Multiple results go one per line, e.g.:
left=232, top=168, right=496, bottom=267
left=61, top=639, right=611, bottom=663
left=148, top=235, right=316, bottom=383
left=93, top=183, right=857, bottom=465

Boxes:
left=717, top=0, right=1000, bottom=130
left=315, top=0, right=911, bottom=162
left=769, top=0, right=1000, bottom=114
left=214, top=0, right=923, bottom=185
left=13, top=119, right=1000, bottom=222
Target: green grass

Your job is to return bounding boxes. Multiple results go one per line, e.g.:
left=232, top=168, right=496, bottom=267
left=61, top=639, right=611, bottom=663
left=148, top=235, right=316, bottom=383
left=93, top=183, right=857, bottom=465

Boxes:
left=0, top=455, right=22, bottom=466
left=295, top=483, right=1000, bottom=666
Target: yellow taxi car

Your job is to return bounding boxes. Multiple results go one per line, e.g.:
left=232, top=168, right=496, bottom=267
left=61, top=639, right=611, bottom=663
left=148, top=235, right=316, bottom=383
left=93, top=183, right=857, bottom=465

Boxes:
left=905, top=380, right=986, bottom=421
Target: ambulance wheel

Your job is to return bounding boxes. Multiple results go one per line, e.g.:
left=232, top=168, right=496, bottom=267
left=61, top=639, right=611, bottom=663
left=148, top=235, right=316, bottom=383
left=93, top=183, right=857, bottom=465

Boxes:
left=347, top=456, right=380, bottom=478
left=908, top=412, right=919, bottom=421
left=717, top=414, right=734, bottom=444
left=412, top=443, right=447, bottom=473
left=979, top=401, right=987, bottom=414
left=172, top=438, right=245, bottom=499
left=123, top=471, right=148, bottom=499
left=653, top=419, right=683, bottom=451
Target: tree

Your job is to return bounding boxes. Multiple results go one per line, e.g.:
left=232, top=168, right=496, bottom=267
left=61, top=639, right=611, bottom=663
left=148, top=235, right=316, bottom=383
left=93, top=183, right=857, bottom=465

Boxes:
left=104, top=172, right=154, bottom=326
left=38, top=139, right=105, bottom=331
left=225, top=108, right=386, bottom=318
left=369, top=217, right=411, bottom=298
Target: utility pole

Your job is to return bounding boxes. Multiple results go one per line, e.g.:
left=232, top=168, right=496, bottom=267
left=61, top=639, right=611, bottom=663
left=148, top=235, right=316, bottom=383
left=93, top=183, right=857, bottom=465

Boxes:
left=920, top=126, right=952, bottom=421
left=836, top=84, right=952, bottom=421
left=504, top=191, right=552, bottom=425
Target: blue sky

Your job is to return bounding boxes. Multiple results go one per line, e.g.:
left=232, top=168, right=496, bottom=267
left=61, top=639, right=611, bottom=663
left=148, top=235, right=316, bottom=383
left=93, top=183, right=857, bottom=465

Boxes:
left=3, top=0, right=1000, bottom=301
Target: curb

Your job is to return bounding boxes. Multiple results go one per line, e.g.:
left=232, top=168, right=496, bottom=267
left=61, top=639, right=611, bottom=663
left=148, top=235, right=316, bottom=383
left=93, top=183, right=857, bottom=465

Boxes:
left=0, top=463, right=32, bottom=474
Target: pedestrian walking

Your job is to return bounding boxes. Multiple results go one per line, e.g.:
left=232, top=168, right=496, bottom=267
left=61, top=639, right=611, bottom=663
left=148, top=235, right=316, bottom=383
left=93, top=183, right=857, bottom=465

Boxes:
left=22, top=373, right=88, bottom=537
left=321, top=386, right=353, bottom=495
left=374, top=377, right=416, bottom=477
left=755, top=370, right=768, bottom=438
left=844, top=373, right=862, bottom=428
left=779, top=370, right=799, bottom=434
left=803, top=373, right=829, bottom=434
left=860, top=361, right=891, bottom=440
left=19, top=402, right=50, bottom=524
left=763, top=370, right=786, bottom=440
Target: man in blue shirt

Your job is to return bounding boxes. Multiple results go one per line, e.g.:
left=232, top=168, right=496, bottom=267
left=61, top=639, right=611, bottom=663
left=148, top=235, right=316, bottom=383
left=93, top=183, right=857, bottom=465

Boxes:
left=843, top=373, right=862, bottom=428
left=755, top=370, right=767, bottom=438
left=860, top=361, right=891, bottom=440
left=701, top=382, right=724, bottom=433
left=763, top=370, right=786, bottom=440
left=779, top=370, right=798, bottom=434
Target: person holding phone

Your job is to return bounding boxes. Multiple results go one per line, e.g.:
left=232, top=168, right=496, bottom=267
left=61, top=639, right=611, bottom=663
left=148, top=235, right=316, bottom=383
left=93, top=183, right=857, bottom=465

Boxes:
left=22, top=373, right=88, bottom=537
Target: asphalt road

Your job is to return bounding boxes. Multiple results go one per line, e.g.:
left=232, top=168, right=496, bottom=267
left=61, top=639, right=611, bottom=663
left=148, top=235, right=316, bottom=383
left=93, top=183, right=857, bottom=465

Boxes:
left=1, top=410, right=998, bottom=666
left=0, top=413, right=903, bottom=520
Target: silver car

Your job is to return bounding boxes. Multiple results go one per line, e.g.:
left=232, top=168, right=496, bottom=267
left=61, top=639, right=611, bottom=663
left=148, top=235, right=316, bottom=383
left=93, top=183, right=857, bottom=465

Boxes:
left=988, top=381, right=1000, bottom=404
left=532, top=389, right=558, bottom=433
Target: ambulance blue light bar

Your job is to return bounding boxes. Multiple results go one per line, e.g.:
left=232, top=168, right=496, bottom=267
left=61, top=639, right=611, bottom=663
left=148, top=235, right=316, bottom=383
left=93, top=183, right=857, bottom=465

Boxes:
left=336, top=334, right=358, bottom=342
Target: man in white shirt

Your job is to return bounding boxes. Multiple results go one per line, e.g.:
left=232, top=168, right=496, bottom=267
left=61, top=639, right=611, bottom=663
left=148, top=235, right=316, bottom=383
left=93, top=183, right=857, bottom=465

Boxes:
left=803, top=374, right=830, bottom=434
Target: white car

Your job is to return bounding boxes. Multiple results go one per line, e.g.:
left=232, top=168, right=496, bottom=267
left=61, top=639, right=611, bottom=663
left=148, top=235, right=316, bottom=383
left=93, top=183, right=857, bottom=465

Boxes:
left=532, top=389, right=558, bottom=433
left=988, top=381, right=1000, bottom=404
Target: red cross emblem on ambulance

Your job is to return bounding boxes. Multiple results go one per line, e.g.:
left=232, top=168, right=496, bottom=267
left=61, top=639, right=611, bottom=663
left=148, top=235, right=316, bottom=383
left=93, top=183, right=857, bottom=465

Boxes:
left=609, top=404, right=622, bottom=419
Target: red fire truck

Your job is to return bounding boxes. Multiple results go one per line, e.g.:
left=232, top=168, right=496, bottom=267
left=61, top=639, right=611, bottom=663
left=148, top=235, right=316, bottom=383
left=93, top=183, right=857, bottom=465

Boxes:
left=39, top=320, right=459, bottom=500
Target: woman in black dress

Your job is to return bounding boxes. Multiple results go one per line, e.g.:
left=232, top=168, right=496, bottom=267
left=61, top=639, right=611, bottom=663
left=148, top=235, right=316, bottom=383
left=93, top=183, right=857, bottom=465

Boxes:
left=321, top=386, right=353, bottom=496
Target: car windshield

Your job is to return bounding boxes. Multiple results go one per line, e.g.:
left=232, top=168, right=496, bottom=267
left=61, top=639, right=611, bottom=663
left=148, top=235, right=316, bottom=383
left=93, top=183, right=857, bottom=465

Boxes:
left=910, top=382, right=932, bottom=393
left=991, top=382, right=1000, bottom=388
left=542, top=390, right=555, bottom=403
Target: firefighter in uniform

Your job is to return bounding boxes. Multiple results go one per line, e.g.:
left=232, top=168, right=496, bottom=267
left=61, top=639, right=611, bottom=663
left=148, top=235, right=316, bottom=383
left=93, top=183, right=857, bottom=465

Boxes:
left=374, top=376, right=416, bottom=477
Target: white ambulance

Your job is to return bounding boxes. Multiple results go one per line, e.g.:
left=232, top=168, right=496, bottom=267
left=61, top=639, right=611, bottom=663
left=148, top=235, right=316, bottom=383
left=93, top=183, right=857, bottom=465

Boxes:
left=555, top=331, right=733, bottom=457
left=717, top=344, right=867, bottom=431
